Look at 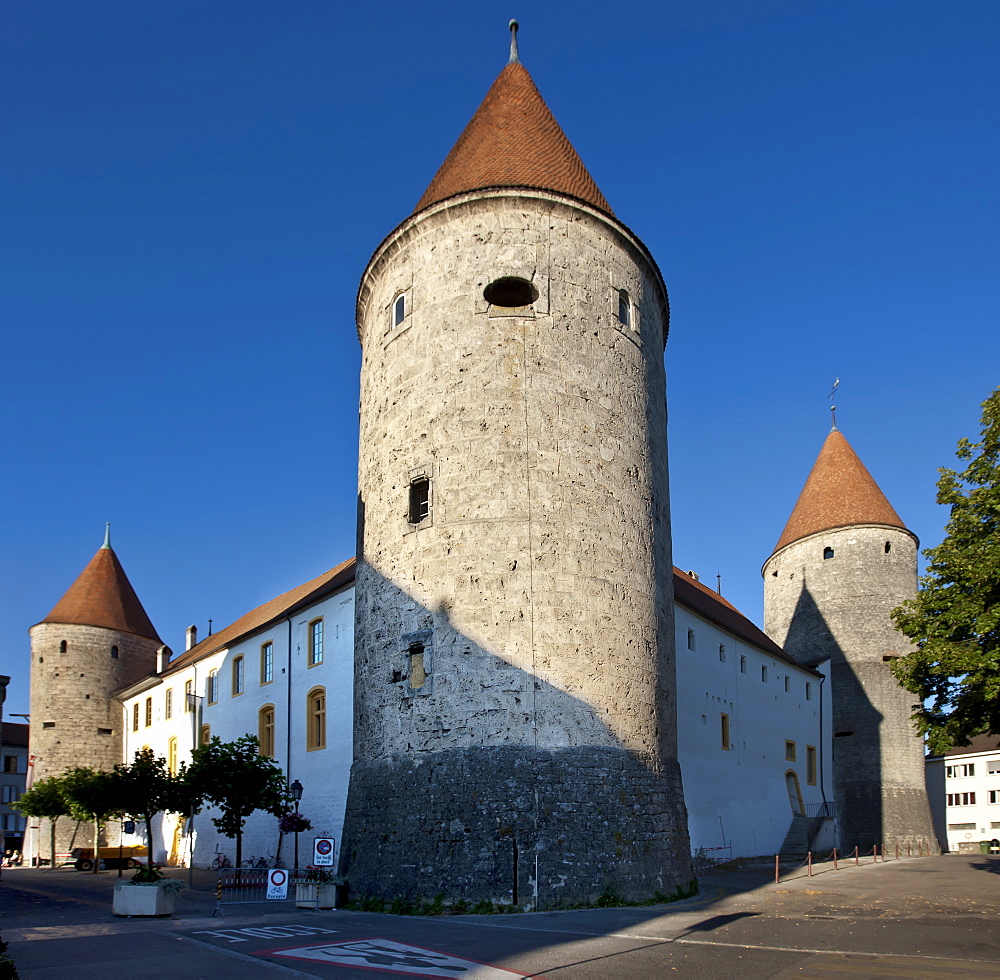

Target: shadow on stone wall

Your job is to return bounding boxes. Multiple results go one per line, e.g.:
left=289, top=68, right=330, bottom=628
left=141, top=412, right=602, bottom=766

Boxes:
left=342, top=552, right=692, bottom=908
left=784, top=580, right=885, bottom=852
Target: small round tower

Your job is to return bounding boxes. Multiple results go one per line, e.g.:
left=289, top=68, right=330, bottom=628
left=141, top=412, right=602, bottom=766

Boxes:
left=342, top=28, right=691, bottom=905
left=762, top=427, right=936, bottom=853
left=28, top=528, right=162, bottom=856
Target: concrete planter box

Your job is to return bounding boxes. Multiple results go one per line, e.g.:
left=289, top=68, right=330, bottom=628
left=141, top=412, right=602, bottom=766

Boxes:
left=294, top=882, right=337, bottom=909
left=113, top=881, right=178, bottom=917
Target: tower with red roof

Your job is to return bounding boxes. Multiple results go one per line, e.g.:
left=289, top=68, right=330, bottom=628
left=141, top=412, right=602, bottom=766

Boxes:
left=763, top=427, right=936, bottom=853
left=344, top=24, right=691, bottom=904
left=28, top=528, right=162, bottom=855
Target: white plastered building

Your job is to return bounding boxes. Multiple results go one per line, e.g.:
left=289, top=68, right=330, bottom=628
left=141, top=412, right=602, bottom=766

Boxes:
left=925, top=735, right=1000, bottom=854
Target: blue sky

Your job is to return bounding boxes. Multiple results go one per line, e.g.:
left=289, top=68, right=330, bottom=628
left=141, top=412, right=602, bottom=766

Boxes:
left=3, top=1, right=997, bottom=717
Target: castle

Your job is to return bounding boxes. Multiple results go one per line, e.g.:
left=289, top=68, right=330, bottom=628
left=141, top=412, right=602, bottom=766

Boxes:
left=24, top=27, right=937, bottom=901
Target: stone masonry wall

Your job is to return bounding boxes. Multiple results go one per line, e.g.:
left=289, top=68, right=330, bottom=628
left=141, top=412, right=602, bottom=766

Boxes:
left=762, top=525, right=937, bottom=852
left=345, top=190, right=691, bottom=903
left=29, top=622, right=158, bottom=855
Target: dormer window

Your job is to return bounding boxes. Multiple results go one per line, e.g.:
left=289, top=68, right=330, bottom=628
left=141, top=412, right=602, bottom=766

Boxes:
left=823, top=547, right=834, bottom=560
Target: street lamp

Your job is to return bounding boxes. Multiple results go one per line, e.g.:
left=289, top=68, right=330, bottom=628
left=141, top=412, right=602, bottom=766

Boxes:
left=290, top=780, right=303, bottom=870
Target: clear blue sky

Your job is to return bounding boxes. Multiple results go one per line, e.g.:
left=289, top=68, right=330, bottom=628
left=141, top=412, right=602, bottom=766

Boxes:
left=3, top=1, right=996, bottom=717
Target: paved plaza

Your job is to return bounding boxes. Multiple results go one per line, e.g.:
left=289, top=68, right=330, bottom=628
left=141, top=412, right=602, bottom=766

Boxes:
left=2, top=854, right=1000, bottom=978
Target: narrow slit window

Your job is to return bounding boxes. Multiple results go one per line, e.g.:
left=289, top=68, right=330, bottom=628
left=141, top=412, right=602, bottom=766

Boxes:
left=884, top=541, right=892, bottom=554
left=393, top=294, right=406, bottom=328
left=687, top=628, right=696, bottom=651
left=111, top=645, right=119, bottom=659
left=761, top=665, right=768, bottom=683
left=409, top=642, right=427, bottom=690
left=408, top=478, right=430, bottom=524
left=719, top=644, right=727, bottom=662
left=721, top=713, right=731, bottom=750
left=617, top=289, right=631, bottom=327
left=740, top=656, right=747, bottom=674
left=823, top=547, right=834, bottom=560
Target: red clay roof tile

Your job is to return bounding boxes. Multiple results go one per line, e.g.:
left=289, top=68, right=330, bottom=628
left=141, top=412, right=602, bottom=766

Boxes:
left=39, top=546, right=161, bottom=642
left=414, top=61, right=612, bottom=215
left=772, top=428, right=907, bottom=555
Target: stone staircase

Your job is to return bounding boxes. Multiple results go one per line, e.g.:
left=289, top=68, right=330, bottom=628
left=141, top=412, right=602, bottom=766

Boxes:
left=779, top=814, right=828, bottom=860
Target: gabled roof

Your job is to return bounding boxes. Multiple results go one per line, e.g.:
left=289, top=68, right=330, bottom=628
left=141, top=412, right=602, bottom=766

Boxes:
left=673, top=567, right=819, bottom=673
left=414, top=60, right=612, bottom=216
left=930, top=733, right=1000, bottom=760
left=38, top=542, right=161, bottom=642
left=771, top=428, right=908, bottom=556
left=1, top=722, right=29, bottom=747
left=162, top=557, right=356, bottom=675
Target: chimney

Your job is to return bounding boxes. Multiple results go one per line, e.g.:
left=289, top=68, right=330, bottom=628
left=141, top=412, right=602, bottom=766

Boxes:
left=185, top=625, right=198, bottom=651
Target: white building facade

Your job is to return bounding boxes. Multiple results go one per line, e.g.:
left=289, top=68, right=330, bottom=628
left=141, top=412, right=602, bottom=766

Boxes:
left=926, top=734, right=1000, bottom=854
left=117, top=560, right=355, bottom=868
left=674, top=570, right=831, bottom=860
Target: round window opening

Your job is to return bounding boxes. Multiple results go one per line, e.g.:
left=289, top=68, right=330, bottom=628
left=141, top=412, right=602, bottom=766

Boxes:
left=484, top=276, right=538, bottom=308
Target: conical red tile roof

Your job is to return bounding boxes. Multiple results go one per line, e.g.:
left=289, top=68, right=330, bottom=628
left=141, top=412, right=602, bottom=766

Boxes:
left=39, top=544, right=161, bottom=642
left=414, top=61, right=612, bottom=215
left=771, top=428, right=907, bottom=555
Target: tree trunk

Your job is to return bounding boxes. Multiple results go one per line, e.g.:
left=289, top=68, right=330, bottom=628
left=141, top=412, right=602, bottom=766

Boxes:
left=49, top=817, right=57, bottom=870
left=145, top=813, right=155, bottom=870
left=93, top=820, right=100, bottom=873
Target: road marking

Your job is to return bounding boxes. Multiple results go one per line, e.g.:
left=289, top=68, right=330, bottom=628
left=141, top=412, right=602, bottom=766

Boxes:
left=192, top=924, right=338, bottom=943
left=260, top=938, right=534, bottom=978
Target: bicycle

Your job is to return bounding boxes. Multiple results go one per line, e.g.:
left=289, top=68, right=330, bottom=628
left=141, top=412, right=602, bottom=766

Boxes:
left=239, top=855, right=269, bottom=869
left=211, top=853, right=232, bottom=870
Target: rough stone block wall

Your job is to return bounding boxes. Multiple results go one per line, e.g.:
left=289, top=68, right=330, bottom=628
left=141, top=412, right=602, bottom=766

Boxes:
left=345, top=191, right=691, bottom=902
left=29, top=622, right=158, bottom=854
left=763, top=525, right=937, bottom=851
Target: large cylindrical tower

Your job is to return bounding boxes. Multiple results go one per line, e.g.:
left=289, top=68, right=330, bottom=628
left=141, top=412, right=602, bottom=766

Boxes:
left=762, top=427, right=936, bottom=852
left=342, top=40, right=691, bottom=905
left=28, top=529, right=161, bottom=856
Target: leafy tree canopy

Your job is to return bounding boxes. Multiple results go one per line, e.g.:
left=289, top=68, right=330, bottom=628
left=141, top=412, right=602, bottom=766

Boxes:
left=11, top=777, right=69, bottom=821
left=892, top=386, right=1000, bottom=753
left=186, top=735, right=289, bottom=867
left=111, top=747, right=196, bottom=875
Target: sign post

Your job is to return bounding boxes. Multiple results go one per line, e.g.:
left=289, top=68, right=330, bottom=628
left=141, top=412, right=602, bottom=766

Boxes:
left=266, top=868, right=289, bottom=900
left=313, top=838, right=335, bottom=867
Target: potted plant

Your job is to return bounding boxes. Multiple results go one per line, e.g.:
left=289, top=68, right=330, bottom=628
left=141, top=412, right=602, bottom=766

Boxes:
left=113, top=864, right=186, bottom=917
left=109, top=748, right=194, bottom=917
left=294, top=866, right=343, bottom=909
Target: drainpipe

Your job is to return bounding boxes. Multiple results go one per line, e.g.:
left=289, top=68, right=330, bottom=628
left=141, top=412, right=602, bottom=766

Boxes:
left=285, top=613, right=294, bottom=783
left=819, top=668, right=830, bottom=817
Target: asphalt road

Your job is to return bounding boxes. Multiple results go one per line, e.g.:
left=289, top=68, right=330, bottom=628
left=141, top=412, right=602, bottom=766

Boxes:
left=2, top=854, right=999, bottom=978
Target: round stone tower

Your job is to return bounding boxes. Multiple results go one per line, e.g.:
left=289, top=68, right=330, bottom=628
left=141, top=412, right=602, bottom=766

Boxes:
left=762, top=426, right=937, bottom=853
left=342, top=29, right=691, bottom=906
left=28, top=528, right=162, bottom=856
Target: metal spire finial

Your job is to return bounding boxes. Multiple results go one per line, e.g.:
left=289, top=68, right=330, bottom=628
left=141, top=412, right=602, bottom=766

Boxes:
left=508, top=19, right=520, bottom=63
left=828, top=377, right=840, bottom=430
left=102, top=522, right=112, bottom=550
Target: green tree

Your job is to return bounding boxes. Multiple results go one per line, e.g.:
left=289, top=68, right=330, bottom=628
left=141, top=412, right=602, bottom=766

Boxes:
left=12, top=776, right=69, bottom=869
left=891, top=386, right=1000, bottom=753
left=111, top=747, right=195, bottom=877
left=186, top=735, right=288, bottom=868
left=60, top=767, right=124, bottom=872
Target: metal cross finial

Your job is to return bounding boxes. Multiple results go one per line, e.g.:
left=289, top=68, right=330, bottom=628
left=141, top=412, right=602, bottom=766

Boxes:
left=828, top=377, right=840, bottom=430
left=509, top=19, right=520, bottom=63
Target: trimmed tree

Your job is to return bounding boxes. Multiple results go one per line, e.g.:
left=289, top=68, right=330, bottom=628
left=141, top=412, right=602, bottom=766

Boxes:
left=11, top=776, right=70, bottom=869
left=186, top=735, right=288, bottom=869
left=891, top=386, right=1000, bottom=753
left=112, top=747, right=195, bottom=878
left=60, top=767, right=124, bottom=872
